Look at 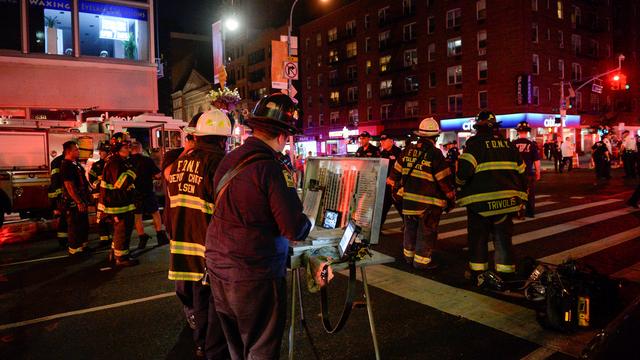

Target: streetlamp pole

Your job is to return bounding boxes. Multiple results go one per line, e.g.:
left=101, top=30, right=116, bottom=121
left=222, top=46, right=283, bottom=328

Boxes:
left=286, top=0, right=300, bottom=163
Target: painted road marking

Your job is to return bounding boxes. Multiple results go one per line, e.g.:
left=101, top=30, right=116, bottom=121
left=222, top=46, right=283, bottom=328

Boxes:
left=570, top=196, right=585, bottom=199
left=0, top=249, right=111, bottom=267
left=0, top=292, right=175, bottom=331
left=488, top=207, right=640, bottom=251
left=611, top=261, right=640, bottom=283
left=358, top=265, right=591, bottom=357
left=539, top=227, right=640, bottom=265
left=443, top=199, right=622, bottom=240
left=520, top=346, right=557, bottom=360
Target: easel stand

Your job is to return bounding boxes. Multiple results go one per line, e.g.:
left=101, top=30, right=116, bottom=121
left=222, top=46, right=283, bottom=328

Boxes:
left=288, top=249, right=394, bottom=360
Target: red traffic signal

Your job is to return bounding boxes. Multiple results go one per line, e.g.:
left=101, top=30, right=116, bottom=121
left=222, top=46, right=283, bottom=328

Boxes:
left=610, top=73, right=627, bottom=90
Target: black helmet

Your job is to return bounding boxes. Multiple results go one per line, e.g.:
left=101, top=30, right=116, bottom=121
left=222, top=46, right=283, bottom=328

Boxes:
left=97, top=140, right=111, bottom=152
left=110, top=132, right=131, bottom=153
left=247, top=93, right=301, bottom=135
left=515, top=121, right=532, bottom=132
left=473, top=110, right=501, bottom=129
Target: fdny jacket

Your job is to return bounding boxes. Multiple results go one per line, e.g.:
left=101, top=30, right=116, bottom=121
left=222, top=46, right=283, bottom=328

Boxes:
left=389, top=139, right=454, bottom=215
left=167, top=142, right=225, bottom=282
left=98, top=155, right=137, bottom=215
left=48, top=155, right=65, bottom=208
left=205, top=137, right=312, bottom=282
left=88, top=158, right=106, bottom=201
left=456, top=133, right=528, bottom=217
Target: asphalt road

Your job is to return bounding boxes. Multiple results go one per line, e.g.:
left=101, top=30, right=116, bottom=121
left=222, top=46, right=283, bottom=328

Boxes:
left=1, top=167, right=639, bottom=360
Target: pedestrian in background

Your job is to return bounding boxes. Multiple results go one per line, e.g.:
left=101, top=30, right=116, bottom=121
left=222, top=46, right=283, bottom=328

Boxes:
left=550, top=139, right=561, bottom=172
left=560, top=137, right=575, bottom=173
left=379, top=133, right=403, bottom=226
left=592, top=133, right=611, bottom=182
left=512, top=121, right=541, bottom=218
left=130, top=141, right=168, bottom=249
left=621, top=130, right=637, bottom=178
left=60, top=141, right=91, bottom=256
left=355, top=131, right=381, bottom=157
left=295, top=154, right=305, bottom=188
left=205, top=94, right=312, bottom=359
left=167, top=109, right=231, bottom=359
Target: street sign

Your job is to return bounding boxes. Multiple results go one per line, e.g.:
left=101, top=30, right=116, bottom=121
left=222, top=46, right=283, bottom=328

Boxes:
left=592, top=83, right=603, bottom=94
left=284, top=61, right=298, bottom=80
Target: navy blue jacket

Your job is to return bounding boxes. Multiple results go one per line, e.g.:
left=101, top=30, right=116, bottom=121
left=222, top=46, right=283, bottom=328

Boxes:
left=205, top=137, right=311, bottom=281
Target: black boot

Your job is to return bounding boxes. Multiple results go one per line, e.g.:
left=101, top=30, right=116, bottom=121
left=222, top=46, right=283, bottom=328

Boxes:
left=156, top=230, right=169, bottom=246
left=137, top=233, right=150, bottom=250
left=115, top=255, right=139, bottom=267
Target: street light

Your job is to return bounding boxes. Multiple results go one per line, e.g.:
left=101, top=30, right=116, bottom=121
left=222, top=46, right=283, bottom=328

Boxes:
left=224, top=16, right=239, bottom=32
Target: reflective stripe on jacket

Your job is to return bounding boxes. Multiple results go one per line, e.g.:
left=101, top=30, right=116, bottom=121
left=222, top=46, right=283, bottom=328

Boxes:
left=98, top=155, right=137, bottom=214
left=456, top=133, right=528, bottom=217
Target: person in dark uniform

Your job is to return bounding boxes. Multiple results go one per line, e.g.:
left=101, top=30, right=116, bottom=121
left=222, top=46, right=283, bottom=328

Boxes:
left=446, top=141, right=460, bottom=174
left=205, top=93, right=313, bottom=360
left=592, top=135, right=611, bottom=182
left=98, top=132, right=138, bottom=267
left=456, top=111, right=528, bottom=285
left=89, top=141, right=112, bottom=247
left=167, top=109, right=230, bottom=359
left=355, top=131, right=381, bottom=157
left=550, top=139, right=561, bottom=172
left=60, top=141, right=92, bottom=255
left=512, top=121, right=541, bottom=218
left=379, top=133, right=403, bottom=226
left=48, top=154, right=67, bottom=249
left=130, top=141, right=167, bottom=249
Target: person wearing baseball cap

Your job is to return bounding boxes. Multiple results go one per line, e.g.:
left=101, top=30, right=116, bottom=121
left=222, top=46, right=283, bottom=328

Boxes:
left=355, top=131, right=381, bottom=157
left=379, top=133, right=403, bottom=226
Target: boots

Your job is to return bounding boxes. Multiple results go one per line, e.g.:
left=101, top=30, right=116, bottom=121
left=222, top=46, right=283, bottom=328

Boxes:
left=137, top=233, right=150, bottom=250
left=156, top=230, right=169, bottom=246
left=115, top=255, right=139, bottom=267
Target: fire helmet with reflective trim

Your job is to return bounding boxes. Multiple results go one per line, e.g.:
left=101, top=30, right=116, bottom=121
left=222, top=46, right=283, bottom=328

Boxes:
left=110, top=132, right=131, bottom=153
left=414, top=117, right=440, bottom=137
left=473, top=110, right=501, bottom=129
left=247, top=93, right=301, bottom=135
left=186, top=108, right=232, bottom=137
left=515, top=121, right=532, bottom=132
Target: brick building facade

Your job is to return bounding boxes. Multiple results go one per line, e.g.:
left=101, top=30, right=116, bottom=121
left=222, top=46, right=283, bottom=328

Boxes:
left=299, top=0, right=624, bottom=155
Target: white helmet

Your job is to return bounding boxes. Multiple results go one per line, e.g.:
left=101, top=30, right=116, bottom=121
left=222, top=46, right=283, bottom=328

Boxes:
left=186, top=108, right=232, bottom=136
left=414, top=117, right=440, bottom=137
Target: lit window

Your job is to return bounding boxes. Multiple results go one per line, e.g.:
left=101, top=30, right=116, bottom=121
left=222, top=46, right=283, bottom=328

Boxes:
left=405, top=48, right=418, bottom=67
left=366, top=60, right=373, bottom=74
left=446, top=8, right=462, bottom=28
left=329, top=49, right=339, bottom=63
left=478, top=91, right=488, bottom=109
left=30, top=2, right=73, bottom=56
left=557, top=1, right=563, bottom=19
left=532, top=54, right=539, bottom=75
left=346, top=41, right=357, bottom=58
left=477, top=61, right=488, bottom=80
left=405, top=76, right=419, bottom=92
left=317, top=54, right=322, bottom=67
left=447, top=65, right=463, bottom=85
left=349, top=109, right=359, bottom=124
left=328, top=27, right=338, bottom=42
left=476, top=0, right=486, bottom=20
left=447, top=37, right=462, bottom=56
left=379, top=55, right=391, bottom=72
left=448, top=94, right=463, bottom=113
left=380, top=79, right=393, bottom=96
left=330, top=91, right=340, bottom=105
left=428, top=43, right=436, bottom=61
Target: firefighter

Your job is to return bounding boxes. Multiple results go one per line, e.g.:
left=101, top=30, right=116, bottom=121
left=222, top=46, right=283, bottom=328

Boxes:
left=130, top=141, right=168, bottom=249
left=98, top=132, right=138, bottom=267
left=379, top=133, right=403, bottom=226
left=205, top=93, right=313, bottom=359
left=89, top=141, right=112, bottom=247
left=388, top=118, right=455, bottom=270
left=167, top=108, right=230, bottom=359
left=512, top=121, right=541, bottom=218
left=60, top=141, right=92, bottom=255
left=446, top=141, right=460, bottom=174
left=48, top=153, right=67, bottom=249
left=456, top=111, right=528, bottom=284
left=355, top=131, right=381, bottom=157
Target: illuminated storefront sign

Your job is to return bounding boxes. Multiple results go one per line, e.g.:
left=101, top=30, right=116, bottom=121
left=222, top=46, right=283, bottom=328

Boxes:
left=440, top=113, right=581, bottom=132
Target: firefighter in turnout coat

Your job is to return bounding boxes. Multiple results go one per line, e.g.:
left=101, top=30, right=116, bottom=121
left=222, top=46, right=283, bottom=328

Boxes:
left=388, top=117, right=455, bottom=270
left=456, top=111, right=528, bottom=283
left=98, top=132, right=138, bottom=267
left=48, top=154, right=68, bottom=248
left=167, top=109, right=231, bottom=359
left=89, top=141, right=112, bottom=246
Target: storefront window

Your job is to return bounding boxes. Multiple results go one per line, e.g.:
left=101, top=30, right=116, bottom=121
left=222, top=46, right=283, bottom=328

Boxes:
left=31, top=109, right=76, bottom=121
left=0, top=0, right=21, bottom=51
left=79, top=0, right=149, bottom=61
left=28, top=0, right=74, bottom=55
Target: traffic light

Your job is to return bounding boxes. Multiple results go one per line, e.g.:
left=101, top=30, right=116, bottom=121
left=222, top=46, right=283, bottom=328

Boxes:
left=610, top=73, right=627, bottom=90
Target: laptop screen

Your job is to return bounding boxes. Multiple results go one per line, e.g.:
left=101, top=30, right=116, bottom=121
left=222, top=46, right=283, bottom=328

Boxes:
left=339, top=221, right=357, bottom=257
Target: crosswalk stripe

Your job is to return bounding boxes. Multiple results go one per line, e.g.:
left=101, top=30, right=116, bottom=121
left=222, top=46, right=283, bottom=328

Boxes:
left=488, top=207, right=640, bottom=251
left=443, top=199, right=621, bottom=240
left=356, top=265, right=587, bottom=357
left=439, top=201, right=557, bottom=226
left=538, top=227, right=640, bottom=265
left=611, top=261, right=640, bottom=283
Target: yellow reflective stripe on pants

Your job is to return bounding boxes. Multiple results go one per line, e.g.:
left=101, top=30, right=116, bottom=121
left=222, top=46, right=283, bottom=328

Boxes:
left=414, top=254, right=432, bottom=265
left=68, top=246, right=84, bottom=254
left=402, top=209, right=425, bottom=216
left=57, top=232, right=68, bottom=238
left=98, top=203, right=136, bottom=214
left=169, top=194, right=214, bottom=215
left=99, top=235, right=110, bottom=241
left=459, top=153, right=477, bottom=168
left=455, top=177, right=466, bottom=186
left=402, top=192, right=447, bottom=207
left=394, top=161, right=403, bottom=173
left=51, top=168, right=60, bottom=175
left=403, top=249, right=415, bottom=258
left=469, top=262, right=489, bottom=271
left=168, top=271, right=204, bottom=282
left=475, top=161, right=522, bottom=173
left=170, top=240, right=205, bottom=257
left=457, top=190, right=528, bottom=207
left=435, top=167, right=451, bottom=181
left=48, top=188, right=62, bottom=198
left=496, top=264, right=516, bottom=273
left=112, top=248, right=130, bottom=257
